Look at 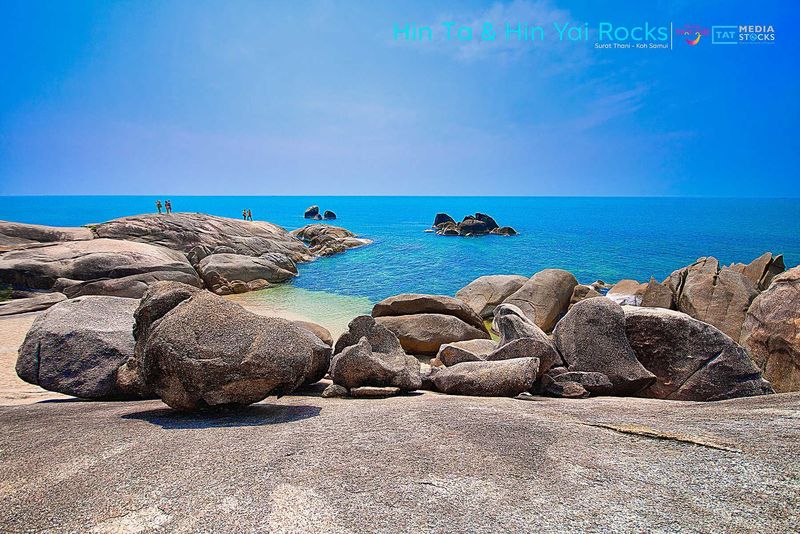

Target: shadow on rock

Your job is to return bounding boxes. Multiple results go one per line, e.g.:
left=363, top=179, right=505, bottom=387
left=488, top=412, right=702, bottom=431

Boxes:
left=121, top=403, right=321, bottom=429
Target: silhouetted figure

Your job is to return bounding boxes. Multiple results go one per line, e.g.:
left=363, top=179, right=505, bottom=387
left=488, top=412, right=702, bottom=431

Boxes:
left=242, top=209, right=247, bottom=220
left=247, top=209, right=253, bottom=221
left=165, top=200, right=172, bottom=214
left=156, top=200, right=162, bottom=214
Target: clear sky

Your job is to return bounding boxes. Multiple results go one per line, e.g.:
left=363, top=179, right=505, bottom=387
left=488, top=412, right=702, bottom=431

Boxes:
left=1, top=1, right=798, bottom=196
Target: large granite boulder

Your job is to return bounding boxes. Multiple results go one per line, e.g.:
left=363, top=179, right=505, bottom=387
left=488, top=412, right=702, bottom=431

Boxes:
left=290, top=225, right=371, bottom=257
left=436, top=339, right=497, bottom=367
left=432, top=357, right=539, bottom=397
left=569, top=284, right=601, bottom=309
left=330, top=337, right=421, bottom=391
left=741, top=266, right=800, bottom=393
left=94, top=213, right=312, bottom=263
left=729, top=252, right=785, bottom=290
left=503, top=268, right=578, bottom=332
left=304, top=206, right=321, bottom=219
left=624, top=306, right=774, bottom=401
left=0, top=238, right=201, bottom=292
left=474, top=213, right=499, bottom=231
left=375, top=314, right=490, bottom=355
left=372, top=293, right=487, bottom=332
left=458, top=217, right=490, bottom=236
left=432, top=213, right=516, bottom=237
left=554, top=298, right=655, bottom=395
left=640, top=277, right=673, bottom=309
left=140, top=291, right=328, bottom=411
left=0, top=220, right=93, bottom=248
left=607, top=280, right=647, bottom=306
left=0, top=292, right=66, bottom=316
left=322, top=210, right=337, bottom=220
left=455, top=275, right=528, bottom=318
left=196, top=253, right=297, bottom=294
left=432, top=213, right=455, bottom=227
left=16, top=296, right=142, bottom=400
left=334, top=315, right=403, bottom=356
left=491, top=304, right=561, bottom=375
left=54, top=270, right=202, bottom=299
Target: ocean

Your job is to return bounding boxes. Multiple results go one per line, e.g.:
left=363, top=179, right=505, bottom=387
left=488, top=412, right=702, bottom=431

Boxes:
left=2, top=196, right=799, bottom=333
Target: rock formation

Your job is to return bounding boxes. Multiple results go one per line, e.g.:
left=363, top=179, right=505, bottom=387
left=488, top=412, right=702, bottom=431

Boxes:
left=607, top=279, right=647, bottom=305
left=291, top=224, right=371, bottom=256
left=0, top=220, right=93, bottom=248
left=502, top=268, right=578, bottom=332
left=432, top=358, right=539, bottom=397
left=624, top=306, right=774, bottom=401
left=375, top=314, right=490, bottom=355
left=431, top=213, right=517, bottom=237
left=372, top=293, right=487, bottom=332
left=455, top=274, right=528, bottom=318
left=196, top=252, right=297, bottom=294
left=303, top=205, right=321, bottom=219
left=741, top=266, right=800, bottom=393
left=0, top=292, right=66, bottom=316
left=728, top=252, right=785, bottom=290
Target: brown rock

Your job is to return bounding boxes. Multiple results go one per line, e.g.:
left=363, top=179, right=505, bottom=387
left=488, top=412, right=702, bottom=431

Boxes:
left=455, top=275, right=528, bottom=318
left=607, top=279, right=647, bottom=306
left=372, top=293, right=487, bottom=332
left=375, top=314, right=490, bottom=356
left=503, top=269, right=578, bottom=332
left=640, top=277, right=674, bottom=309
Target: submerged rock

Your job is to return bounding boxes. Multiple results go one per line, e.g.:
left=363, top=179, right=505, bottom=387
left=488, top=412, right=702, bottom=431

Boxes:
left=17, top=296, right=142, bottom=400
left=456, top=274, right=528, bottom=319
left=624, top=306, right=773, bottom=401
left=554, top=298, right=656, bottom=395
left=741, top=266, right=800, bottom=393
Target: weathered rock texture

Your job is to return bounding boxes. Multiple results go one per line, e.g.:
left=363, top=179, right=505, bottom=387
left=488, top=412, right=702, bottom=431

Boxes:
left=0, top=220, right=93, bottom=248
left=16, top=296, right=141, bottom=400
left=455, top=274, right=528, bottom=318
left=640, top=277, right=674, bottom=309
left=372, top=293, right=487, bottom=332
left=554, top=298, right=655, bottom=395
left=624, top=306, right=774, bottom=401
left=607, top=279, right=647, bottom=306
left=291, top=225, right=371, bottom=257
left=375, top=314, right=490, bottom=356
left=196, top=253, right=297, bottom=294
left=431, top=213, right=517, bottom=237
left=741, top=266, right=800, bottom=393
left=140, top=291, right=328, bottom=411
left=728, top=252, right=786, bottom=290
left=432, top=357, right=539, bottom=397
left=0, top=292, right=67, bottom=316
left=503, top=269, right=578, bottom=332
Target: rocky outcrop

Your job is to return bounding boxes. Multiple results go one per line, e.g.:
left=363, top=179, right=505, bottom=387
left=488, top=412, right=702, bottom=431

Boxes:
left=569, top=284, right=601, bottom=309
left=0, top=292, right=66, bottom=316
left=491, top=304, right=561, bottom=375
left=0, top=238, right=201, bottom=292
left=323, top=210, right=337, bottom=220
left=432, top=357, right=539, bottom=397
left=330, top=316, right=421, bottom=390
left=139, top=290, right=328, bottom=411
left=667, top=257, right=758, bottom=341
left=640, top=277, right=673, bottom=309
left=503, top=269, right=578, bottom=332
left=607, top=279, right=647, bottom=306
left=304, top=206, right=321, bottom=219
left=741, top=266, right=800, bottom=393
left=372, top=293, right=487, bottom=332
left=0, top=220, right=93, bottom=248
left=431, top=213, right=517, bottom=237
left=54, top=270, right=202, bottom=299
left=290, top=225, right=371, bottom=257
left=624, top=306, right=773, bottom=401
left=196, top=253, right=297, bottom=294
left=94, top=213, right=313, bottom=263
left=455, top=274, right=528, bottom=318
left=16, top=296, right=142, bottom=400
left=375, top=313, right=490, bottom=355
left=729, top=252, right=785, bottom=290
left=554, top=298, right=655, bottom=395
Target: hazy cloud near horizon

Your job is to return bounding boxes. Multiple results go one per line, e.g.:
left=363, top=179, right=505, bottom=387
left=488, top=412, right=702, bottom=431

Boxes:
left=0, top=0, right=798, bottom=196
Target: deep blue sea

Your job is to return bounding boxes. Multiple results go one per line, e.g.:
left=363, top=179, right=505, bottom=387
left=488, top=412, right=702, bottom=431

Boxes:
left=2, top=196, right=799, bottom=303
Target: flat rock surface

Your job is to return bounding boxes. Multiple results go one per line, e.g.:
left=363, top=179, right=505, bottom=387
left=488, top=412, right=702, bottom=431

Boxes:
left=1, top=387, right=798, bottom=533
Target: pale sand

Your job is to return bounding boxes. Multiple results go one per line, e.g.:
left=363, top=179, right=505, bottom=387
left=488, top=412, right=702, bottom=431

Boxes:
left=0, top=312, right=68, bottom=406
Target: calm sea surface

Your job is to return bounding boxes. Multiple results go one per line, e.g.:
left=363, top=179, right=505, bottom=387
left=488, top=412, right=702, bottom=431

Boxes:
left=2, top=196, right=798, bottom=304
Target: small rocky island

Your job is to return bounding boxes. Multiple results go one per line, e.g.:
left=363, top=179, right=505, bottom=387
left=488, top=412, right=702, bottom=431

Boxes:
left=431, top=212, right=517, bottom=236
left=304, top=205, right=336, bottom=220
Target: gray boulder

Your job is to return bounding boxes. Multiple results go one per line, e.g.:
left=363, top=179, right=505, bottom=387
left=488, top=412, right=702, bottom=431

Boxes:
left=375, top=313, right=490, bottom=355
left=432, top=357, right=539, bottom=397
left=503, top=268, right=578, bottom=332
left=624, top=306, right=773, bottom=401
left=334, top=315, right=405, bottom=355
left=569, top=284, right=601, bottom=309
left=0, top=220, right=93, bottom=248
left=436, top=339, right=496, bottom=367
left=455, top=274, right=528, bottom=318
left=16, top=296, right=142, bottom=400
left=640, top=277, right=673, bottom=309
left=740, top=266, right=800, bottom=393
left=329, top=337, right=421, bottom=391
left=541, top=370, right=614, bottom=397
left=304, top=205, right=320, bottom=219
left=140, top=291, right=328, bottom=411
left=0, top=292, right=66, bottom=316
left=372, top=293, right=487, bottom=332
left=55, top=270, right=202, bottom=299
left=0, top=238, right=201, bottom=292
left=197, top=253, right=297, bottom=294
left=554, top=298, right=655, bottom=395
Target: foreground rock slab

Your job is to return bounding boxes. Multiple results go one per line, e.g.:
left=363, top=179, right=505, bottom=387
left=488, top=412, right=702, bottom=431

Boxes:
left=0, top=220, right=93, bottom=248
left=1, top=392, right=797, bottom=532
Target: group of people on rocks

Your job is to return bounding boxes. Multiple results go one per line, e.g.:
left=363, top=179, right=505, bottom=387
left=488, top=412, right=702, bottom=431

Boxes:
left=155, top=200, right=173, bottom=214
left=242, top=209, right=253, bottom=221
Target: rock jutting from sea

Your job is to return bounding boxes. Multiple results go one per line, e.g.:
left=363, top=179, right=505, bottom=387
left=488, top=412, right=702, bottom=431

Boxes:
left=430, top=212, right=517, bottom=236
left=0, top=213, right=372, bottom=303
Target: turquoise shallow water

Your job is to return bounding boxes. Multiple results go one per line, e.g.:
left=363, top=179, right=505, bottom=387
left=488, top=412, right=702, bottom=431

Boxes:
left=1, top=196, right=799, bottom=303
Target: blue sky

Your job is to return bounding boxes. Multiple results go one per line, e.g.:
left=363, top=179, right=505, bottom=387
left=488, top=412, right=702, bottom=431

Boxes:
left=0, top=0, right=798, bottom=196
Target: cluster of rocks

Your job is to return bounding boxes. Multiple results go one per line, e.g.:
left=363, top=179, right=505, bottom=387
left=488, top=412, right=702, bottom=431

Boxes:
left=303, top=205, right=336, bottom=220
left=0, top=213, right=371, bottom=308
left=430, top=213, right=517, bottom=237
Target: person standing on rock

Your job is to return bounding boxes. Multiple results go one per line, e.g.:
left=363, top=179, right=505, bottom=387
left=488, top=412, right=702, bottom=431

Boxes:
left=247, top=209, right=253, bottom=221
left=156, top=200, right=162, bottom=214
left=242, top=209, right=247, bottom=220
left=165, top=200, right=172, bottom=214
